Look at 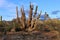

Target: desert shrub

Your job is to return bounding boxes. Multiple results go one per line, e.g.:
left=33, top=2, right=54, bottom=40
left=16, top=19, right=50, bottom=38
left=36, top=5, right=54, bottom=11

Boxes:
left=6, top=26, right=12, bottom=32
left=44, top=19, right=60, bottom=32
left=0, top=21, right=5, bottom=32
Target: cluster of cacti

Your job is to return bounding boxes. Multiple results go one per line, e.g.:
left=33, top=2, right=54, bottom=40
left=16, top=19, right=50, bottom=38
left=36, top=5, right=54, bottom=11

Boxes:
left=11, top=3, right=42, bottom=32
left=0, top=3, right=53, bottom=32
left=0, top=3, right=60, bottom=35
left=10, top=3, right=52, bottom=32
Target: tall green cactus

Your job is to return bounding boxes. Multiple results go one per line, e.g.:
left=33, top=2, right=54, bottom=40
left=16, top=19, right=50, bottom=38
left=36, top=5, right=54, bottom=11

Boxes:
left=0, top=16, right=2, bottom=25
left=0, top=16, right=2, bottom=21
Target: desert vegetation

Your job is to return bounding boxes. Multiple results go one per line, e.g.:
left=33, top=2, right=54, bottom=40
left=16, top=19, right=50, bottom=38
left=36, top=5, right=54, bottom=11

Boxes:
left=0, top=3, right=60, bottom=40
left=0, top=3, right=60, bottom=32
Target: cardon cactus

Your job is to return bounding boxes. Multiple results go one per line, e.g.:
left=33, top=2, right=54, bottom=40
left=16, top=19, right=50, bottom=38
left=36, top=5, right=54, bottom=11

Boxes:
left=10, top=3, right=53, bottom=32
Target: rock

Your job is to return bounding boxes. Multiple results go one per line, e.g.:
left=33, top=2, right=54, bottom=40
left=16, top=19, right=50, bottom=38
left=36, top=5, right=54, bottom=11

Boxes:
left=11, top=28, right=15, bottom=32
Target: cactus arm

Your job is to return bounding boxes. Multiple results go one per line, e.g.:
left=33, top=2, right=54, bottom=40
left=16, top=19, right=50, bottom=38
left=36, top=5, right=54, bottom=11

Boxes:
left=33, top=6, right=38, bottom=18
left=37, top=11, right=42, bottom=19
left=16, top=6, right=19, bottom=23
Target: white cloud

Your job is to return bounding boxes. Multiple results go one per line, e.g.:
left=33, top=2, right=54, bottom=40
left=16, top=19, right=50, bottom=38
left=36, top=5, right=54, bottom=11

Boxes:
left=32, top=3, right=37, bottom=6
left=0, top=0, right=6, bottom=7
left=0, top=0, right=17, bottom=12
left=0, top=0, right=18, bottom=20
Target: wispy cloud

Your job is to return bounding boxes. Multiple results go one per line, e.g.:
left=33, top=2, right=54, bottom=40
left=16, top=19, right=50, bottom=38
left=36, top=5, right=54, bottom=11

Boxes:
left=0, top=0, right=6, bottom=7
left=0, top=0, right=18, bottom=20
left=0, top=0, right=17, bottom=12
left=52, top=10, right=60, bottom=14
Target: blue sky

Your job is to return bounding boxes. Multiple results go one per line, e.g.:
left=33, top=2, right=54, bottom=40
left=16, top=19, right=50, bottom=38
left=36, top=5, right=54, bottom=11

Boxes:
left=0, top=0, right=60, bottom=21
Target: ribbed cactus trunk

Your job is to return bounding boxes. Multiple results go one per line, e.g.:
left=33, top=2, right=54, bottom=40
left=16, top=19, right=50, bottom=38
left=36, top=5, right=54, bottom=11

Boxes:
left=16, top=6, right=19, bottom=23
left=20, top=7, right=26, bottom=29
left=0, top=16, right=2, bottom=21
left=33, top=6, right=38, bottom=18
left=0, top=16, right=2, bottom=23
left=0, top=16, right=2, bottom=27
left=28, top=3, right=33, bottom=28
